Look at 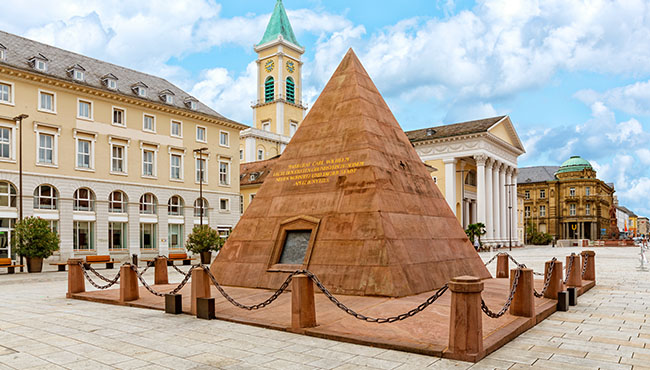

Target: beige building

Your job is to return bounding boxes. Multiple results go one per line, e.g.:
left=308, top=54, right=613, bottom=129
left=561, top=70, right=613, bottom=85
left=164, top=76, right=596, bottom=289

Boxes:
left=240, top=0, right=306, bottom=163
left=0, top=31, right=246, bottom=261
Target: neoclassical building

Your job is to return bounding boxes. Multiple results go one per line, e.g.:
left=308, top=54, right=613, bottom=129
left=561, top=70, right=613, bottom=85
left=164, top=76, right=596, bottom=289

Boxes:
left=406, top=116, right=526, bottom=246
left=0, top=31, right=246, bottom=261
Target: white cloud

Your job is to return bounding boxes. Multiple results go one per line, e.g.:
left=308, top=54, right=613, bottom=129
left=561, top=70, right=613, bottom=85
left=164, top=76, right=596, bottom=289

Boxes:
left=576, top=80, right=650, bottom=116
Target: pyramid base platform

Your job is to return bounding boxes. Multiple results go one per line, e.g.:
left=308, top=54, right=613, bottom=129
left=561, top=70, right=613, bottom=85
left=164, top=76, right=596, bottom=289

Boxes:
left=69, top=278, right=594, bottom=362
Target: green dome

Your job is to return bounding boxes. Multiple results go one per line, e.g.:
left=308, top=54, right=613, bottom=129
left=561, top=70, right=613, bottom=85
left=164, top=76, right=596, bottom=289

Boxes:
left=556, top=156, right=592, bottom=174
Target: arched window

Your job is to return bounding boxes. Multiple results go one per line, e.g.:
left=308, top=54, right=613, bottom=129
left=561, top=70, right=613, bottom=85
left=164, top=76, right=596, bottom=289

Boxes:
left=168, top=195, right=184, bottom=216
left=34, top=185, right=58, bottom=210
left=464, top=170, right=477, bottom=186
left=109, top=191, right=127, bottom=213
left=73, top=188, right=95, bottom=211
left=194, top=198, right=208, bottom=218
left=264, top=76, right=274, bottom=103
left=286, top=77, right=295, bottom=103
left=0, top=181, right=17, bottom=208
left=140, top=193, right=157, bottom=215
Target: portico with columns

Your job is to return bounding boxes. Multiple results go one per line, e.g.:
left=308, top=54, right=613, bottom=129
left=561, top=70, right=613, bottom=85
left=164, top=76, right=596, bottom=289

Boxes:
left=406, top=116, right=526, bottom=246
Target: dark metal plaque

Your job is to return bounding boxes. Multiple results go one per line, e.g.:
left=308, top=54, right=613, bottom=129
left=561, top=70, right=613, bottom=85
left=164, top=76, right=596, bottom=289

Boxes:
left=278, top=230, right=311, bottom=265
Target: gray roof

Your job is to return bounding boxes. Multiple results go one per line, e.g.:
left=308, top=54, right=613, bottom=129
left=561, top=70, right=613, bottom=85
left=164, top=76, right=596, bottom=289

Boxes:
left=617, top=206, right=637, bottom=217
left=406, top=116, right=505, bottom=142
left=518, top=166, right=560, bottom=183
left=0, top=30, right=234, bottom=123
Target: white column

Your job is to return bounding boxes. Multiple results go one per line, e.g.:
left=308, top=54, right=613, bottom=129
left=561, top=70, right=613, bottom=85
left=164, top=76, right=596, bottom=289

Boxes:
left=499, top=166, right=507, bottom=243
left=492, top=161, right=501, bottom=243
left=443, top=158, right=457, bottom=216
left=485, top=159, right=494, bottom=241
left=475, top=155, right=487, bottom=229
left=463, top=201, right=470, bottom=229
left=505, top=168, right=513, bottom=246
left=244, top=136, right=256, bottom=163
left=471, top=201, right=477, bottom=224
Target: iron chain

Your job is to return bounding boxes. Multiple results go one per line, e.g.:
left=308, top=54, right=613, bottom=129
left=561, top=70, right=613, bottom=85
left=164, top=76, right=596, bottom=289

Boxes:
left=131, top=264, right=196, bottom=297
left=564, top=254, right=575, bottom=284
left=481, top=267, right=521, bottom=318
left=81, top=263, right=121, bottom=290
left=534, top=257, right=557, bottom=298
left=172, top=264, right=190, bottom=277
left=581, top=254, right=588, bottom=277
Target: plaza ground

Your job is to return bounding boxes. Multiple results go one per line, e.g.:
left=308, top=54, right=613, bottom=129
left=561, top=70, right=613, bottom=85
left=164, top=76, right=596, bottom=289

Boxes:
left=0, top=246, right=648, bottom=369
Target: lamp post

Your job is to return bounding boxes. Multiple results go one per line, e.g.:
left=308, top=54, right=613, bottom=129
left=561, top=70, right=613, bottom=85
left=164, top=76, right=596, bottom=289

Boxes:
left=13, top=114, right=28, bottom=271
left=505, top=183, right=516, bottom=251
left=193, top=147, right=209, bottom=227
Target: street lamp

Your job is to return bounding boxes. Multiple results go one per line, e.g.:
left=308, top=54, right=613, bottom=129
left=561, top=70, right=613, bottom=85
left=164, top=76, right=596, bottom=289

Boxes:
left=13, top=114, right=28, bottom=271
left=505, top=183, right=516, bottom=251
left=193, top=147, right=209, bottom=227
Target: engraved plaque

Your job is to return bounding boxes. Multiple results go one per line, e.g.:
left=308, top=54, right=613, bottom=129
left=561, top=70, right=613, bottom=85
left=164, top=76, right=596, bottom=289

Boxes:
left=278, top=230, right=311, bottom=265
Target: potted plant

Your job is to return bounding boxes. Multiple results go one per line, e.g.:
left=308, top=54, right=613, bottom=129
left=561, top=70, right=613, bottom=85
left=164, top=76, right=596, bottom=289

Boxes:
left=465, top=223, right=486, bottom=249
left=185, top=225, right=222, bottom=264
left=12, top=217, right=60, bottom=273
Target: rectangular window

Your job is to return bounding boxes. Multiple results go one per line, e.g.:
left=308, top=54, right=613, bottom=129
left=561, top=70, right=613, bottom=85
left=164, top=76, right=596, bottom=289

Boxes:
left=0, top=128, right=10, bottom=159
left=73, top=221, right=94, bottom=250
left=140, top=223, right=156, bottom=249
left=570, top=187, right=576, bottom=197
left=262, top=121, right=270, bottom=132
left=111, top=145, right=124, bottom=173
left=218, top=227, right=231, bottom=239
left=170, top=154, right=182, bottom=180
left=171, top=121, right=182, bottom=137
left=48, top=220, right=59, bottom=235
left=290, top=122, right=298, bottom=137
left=77, top=139, right=91, bottom=168
left=78, top=100, right=92, bottom=119
left=219, top=161, right=229, bottom=185
left=112, top=108, right=125, bottom=126
left=109, top=222, right=127, bottom=250
left=36, top=60, right=47, bottom=71
left=239, top=150, right=243, bottom=160
left=38, top=133, right=53, bottom=164
left=143, top=114, right=155, bottom=132
left=540, top=205, right=546, bottom=217
left=39, top=91, right=54, bottom=112
left=168, top=224, right=184, bottom=249
left=220, top=198, right=229, bottom=211
left=196, top=158, right=206, bottom=183
left=524, top=190, right=530, bottom=200
left=220, top=131, right=229, bottom=147
left=143, top=150, right=154, bottom=176
left=196, top=126, right=206, bottom=142
left=585, top=187, right=591, bottom=196
left=524, top=206, right=530, bottom=218
left=0, top=83, right=11, bottom=103
left=257, top=149, right=264, bottom=161
left=239, top=195, right=244, bottom=214
left=540, top=189, right=546, bottom=199
left=73, top=70, right=84, bottom=81
left=570, top=204, right=576, bottom=216
left=586, top=204, right=591, bottom=215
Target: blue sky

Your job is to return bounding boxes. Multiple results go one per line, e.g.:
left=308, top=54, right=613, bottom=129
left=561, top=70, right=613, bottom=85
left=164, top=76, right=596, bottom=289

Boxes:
left=2, top=0, right=650, bottom=216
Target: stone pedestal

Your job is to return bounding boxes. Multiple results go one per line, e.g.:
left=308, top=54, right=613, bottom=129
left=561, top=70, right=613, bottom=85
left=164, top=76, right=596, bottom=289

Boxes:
left=448, top=276, right=484, bottom=358
left=120, top=264, right=139, bottom=302
left=154, top=257, right=168, bottom=285
left=544, top=260, right=563, bottom=300
left=291, top=275, right=317, bottom=329
left=580, top=250, right=595, bottom=281
left=191, top=268, right=211, bottom=315
left=66, top=258, right=85, bottom=298
left=509, top=268, right=534, bottom=317
left=496, top=254, right=509, bottom=278
left=565, top=254, right=582, bottom=287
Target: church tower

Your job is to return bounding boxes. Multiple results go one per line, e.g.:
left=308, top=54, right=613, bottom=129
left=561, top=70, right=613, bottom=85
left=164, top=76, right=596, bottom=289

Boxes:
left=241, top=0, right=306, bottom=163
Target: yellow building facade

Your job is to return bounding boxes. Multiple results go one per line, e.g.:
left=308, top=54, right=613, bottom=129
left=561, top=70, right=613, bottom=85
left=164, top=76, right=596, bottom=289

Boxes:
left=0, top=31, right=246, bottom=261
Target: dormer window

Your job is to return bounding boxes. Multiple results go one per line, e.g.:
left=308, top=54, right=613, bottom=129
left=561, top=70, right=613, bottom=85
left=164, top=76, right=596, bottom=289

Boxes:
left=29, top=54, right=49, bottom=72
left=184, top=97, right=198, bottom=110
left=101, top=74, right=118, bottom=90
left=159, top=89, right=175, bottom=104
left=132, top=82, right=148, bottom=97
left=0, top=44, right=5, bottom=61
left=67, top=64, right=86, bottom=82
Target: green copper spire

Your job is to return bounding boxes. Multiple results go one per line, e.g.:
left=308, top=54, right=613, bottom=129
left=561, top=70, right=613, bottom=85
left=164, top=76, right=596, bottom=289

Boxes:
left=257, top=0, right=302, bottom=48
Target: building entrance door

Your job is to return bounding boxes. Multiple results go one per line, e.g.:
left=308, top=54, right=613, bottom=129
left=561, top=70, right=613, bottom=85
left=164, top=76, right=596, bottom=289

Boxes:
left=0, top=218, right=16, bottom=259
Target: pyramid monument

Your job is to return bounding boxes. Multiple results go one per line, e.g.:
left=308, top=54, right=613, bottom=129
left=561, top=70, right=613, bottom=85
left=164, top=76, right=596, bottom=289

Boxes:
left=211, top=49, right=490, bottom=297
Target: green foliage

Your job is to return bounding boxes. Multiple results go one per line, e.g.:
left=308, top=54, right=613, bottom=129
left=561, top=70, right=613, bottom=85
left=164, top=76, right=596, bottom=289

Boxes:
left=185, top=225, right=224, bottom=254
left=465, top=223, right=487, bottom=245
left=12, top=217, right=59, bottom=258
left=525, top=221, right=553, bottom=245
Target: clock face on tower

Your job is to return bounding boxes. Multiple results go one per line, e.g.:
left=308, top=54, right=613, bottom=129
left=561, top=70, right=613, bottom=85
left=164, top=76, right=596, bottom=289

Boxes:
left=264, top=59, right=274, bottom=73
left=286, top=60, right=295, bottom=73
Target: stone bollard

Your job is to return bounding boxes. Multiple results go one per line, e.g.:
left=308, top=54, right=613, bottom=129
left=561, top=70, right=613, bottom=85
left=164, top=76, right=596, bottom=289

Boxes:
left=496, top=254, right=509, bottom=278
left=448, top=276, right=484, bottom=359
left=509, top=268, right=534, bottom=317
left=543, top=260, right=563, bottom=300
left=66, top=258, right=85, bottom=298
left=580, top=250, right=596, bottom=281
left=154, top=257, right=168, bottom=285
left=565, top=254, right=582, bottom=287
left=120, top=264, right=139, bottom=302
left=291, top=275, right=317, bottom=329
left=191, top=268, right=211, bottom=315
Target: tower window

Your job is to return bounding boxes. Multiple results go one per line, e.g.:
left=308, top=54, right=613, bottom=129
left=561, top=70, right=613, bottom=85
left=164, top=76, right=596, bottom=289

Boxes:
left=286, top=77, right=295, bottom=103
left=265, top=77, right=274, bottom=103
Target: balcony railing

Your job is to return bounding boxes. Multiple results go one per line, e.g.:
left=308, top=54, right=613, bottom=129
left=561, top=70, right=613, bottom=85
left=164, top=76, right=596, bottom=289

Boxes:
left=251, top=93, right=308, bottom=109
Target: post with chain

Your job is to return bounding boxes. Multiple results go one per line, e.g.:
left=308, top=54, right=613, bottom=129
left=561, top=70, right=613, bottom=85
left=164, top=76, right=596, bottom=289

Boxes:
left=66, top=259, right=85, bottom=298
left=120, top=263, right=139, bottom=302
left=154, top=256, right=168, bottom=285
left=509, top=268, right=534, bottom=317
left=565, top=254, right=582, bottom=287
left=448, top=276, right=484, bottom=361
left=496, top=254, right=509, bottom=278
left=580, top=250, right=595, bottom=281
left=191, top=267, right=211, bottom=315
left=291, top=275, right=317, bottom=329
left=544, top=259, right=563, bottom=299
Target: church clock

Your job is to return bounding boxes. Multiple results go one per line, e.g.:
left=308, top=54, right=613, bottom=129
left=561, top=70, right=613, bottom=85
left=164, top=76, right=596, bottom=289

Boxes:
left=264, top=59, right=275, bottom=72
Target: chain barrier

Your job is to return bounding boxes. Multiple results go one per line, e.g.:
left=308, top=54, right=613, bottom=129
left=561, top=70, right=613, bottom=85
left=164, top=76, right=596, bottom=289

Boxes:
left=483, top=253, right=501, bottom=266
left=130, top=264, right=196, bottom=297
left=481, top=268, right=521, bottom=318
left=485, top=252, right=544, bottom=276
left=534, top=257, right=557, bottom=298
left=563, top=254, right=575, bottom=284
left=81, top=263, right=121, bottom=290
left=171, top=264, right=190, bottom=277
left=581, top=254, right=588, bottom=278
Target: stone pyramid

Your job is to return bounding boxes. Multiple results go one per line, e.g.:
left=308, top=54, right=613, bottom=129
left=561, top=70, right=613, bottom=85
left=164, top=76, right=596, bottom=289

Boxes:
left=211, top=49, right=490, bottom=297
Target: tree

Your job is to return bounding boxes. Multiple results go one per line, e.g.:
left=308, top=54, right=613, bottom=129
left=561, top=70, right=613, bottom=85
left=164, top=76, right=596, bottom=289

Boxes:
left=12, top=217, right=59, bottom=258
left=465, top=223, right=486, bottom=245
left=185, top=225, right=223, bottom=254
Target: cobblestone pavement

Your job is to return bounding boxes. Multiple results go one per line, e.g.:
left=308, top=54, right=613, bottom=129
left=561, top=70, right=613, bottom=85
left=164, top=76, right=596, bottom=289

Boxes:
left=0, top=246, right=647, bottom=369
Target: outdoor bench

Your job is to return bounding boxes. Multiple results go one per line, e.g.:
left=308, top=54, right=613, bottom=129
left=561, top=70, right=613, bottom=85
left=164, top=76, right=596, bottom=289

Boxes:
left=0, top=257, right=24, bottom=274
